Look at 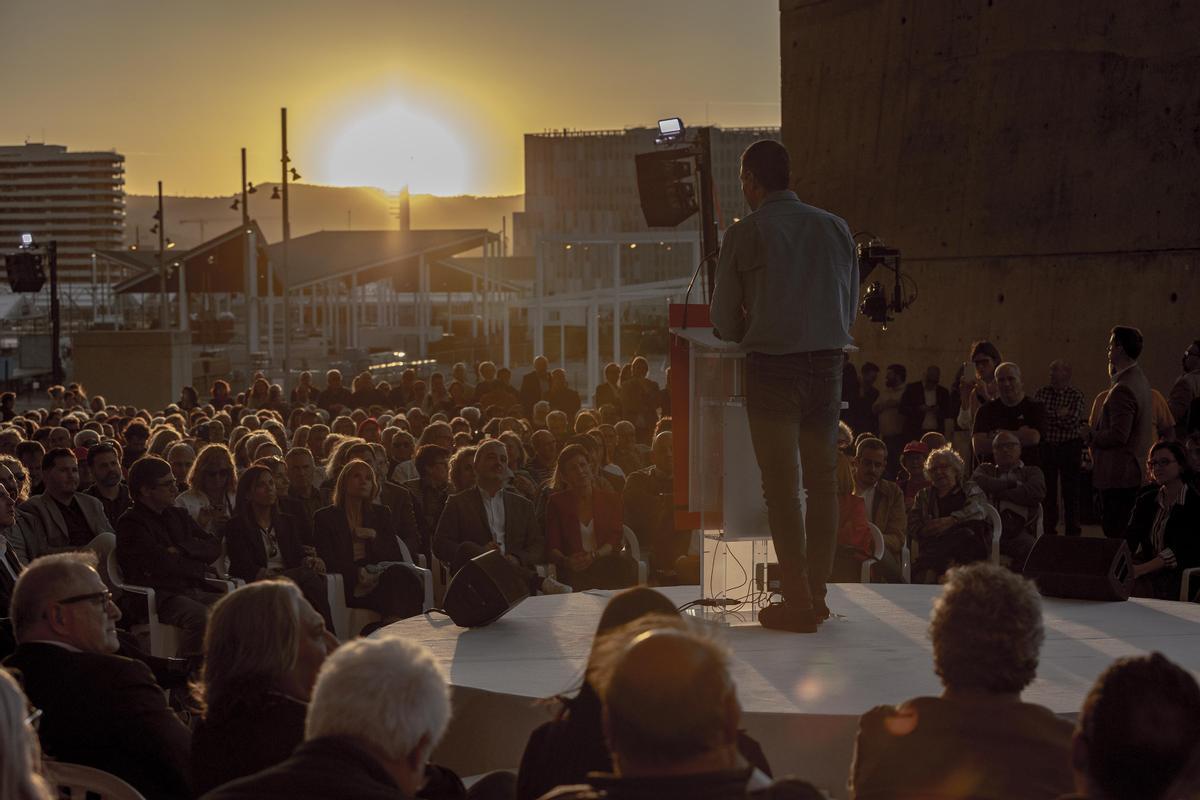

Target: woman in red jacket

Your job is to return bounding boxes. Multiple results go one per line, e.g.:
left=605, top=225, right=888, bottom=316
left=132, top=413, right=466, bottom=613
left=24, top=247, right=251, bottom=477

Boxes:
left=545, top=444, right=638, bottom=590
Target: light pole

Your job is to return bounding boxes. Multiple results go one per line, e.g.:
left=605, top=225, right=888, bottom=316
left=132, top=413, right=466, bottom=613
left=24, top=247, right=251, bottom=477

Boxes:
left=275, top=107, right=299, bottom=394
left=155, top=181, right=165, bottom=327
left=234, top=148, right=259, bottom=381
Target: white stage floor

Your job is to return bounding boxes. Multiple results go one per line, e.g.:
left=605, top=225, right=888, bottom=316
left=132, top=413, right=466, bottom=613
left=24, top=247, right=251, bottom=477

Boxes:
left=380, top=584, right=1200, bottom=799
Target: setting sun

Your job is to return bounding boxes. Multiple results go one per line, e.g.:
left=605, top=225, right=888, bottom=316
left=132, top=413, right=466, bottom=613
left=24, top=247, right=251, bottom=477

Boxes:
left=319, top=98, right=472, bottom=195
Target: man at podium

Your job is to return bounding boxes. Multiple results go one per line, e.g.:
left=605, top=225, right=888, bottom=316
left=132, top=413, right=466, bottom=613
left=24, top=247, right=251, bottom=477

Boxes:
left=710, top=139, right=858, bottom=633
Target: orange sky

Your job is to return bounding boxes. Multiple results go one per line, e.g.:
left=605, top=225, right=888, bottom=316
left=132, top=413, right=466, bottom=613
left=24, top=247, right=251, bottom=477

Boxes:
left=0, top=0, right=780, bottom=197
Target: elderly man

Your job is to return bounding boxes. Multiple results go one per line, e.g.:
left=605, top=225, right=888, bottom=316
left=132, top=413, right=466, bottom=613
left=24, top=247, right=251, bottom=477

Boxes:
left=21, top=447, right=114, bottom=557
left=547, top=369, right=582, bottom=418
left=619, top=356, right=660, bottom=444
left=84, top=442, right=132, bottom=527
left=1084, top=326, right=1154, bottom=539
left=612, top=420, right=645, bottom=477
left=1068, top=653, right=1200, bottom=800
left=1034, top=360, right=1086, bottom=536
left=973, top=362, right=1045, bottom=466
left=850, top=563, right=1074, bottom=799
left=203, top=637, right=453, bottom=799
left=851, top=438, right=907, bottom=582
left=542, top=623, right=822, bottom=800
left=284, top=447, right=322, bottom=531
left=316, top=369, right=353, bottom=414
left=595, top=362, right=623, bottom=412
left=433, top=439, right=568, bottom=595
left=4, top=552, right=192, bottom=799
left=972, top=431, right=1043, bottom=571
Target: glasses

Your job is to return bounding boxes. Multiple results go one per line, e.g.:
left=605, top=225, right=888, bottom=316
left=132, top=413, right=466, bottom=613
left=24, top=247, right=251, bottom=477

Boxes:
left=56, top=589, right=113, bottom=607
left=154, top=478, right=178, bottom=489
left=1148, top=458, right=1177, bottom=469
left=24, top=707, right=42, bottom=731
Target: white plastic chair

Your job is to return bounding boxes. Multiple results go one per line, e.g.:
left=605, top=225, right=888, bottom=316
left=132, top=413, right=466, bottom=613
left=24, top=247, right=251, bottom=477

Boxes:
left=984, top=503, right=1003, bottom=565
left=622, top=525, right=649, bottom=585
left=1034, top=504, right=1045, bottom=539
left=900, top=540, right=912, bottom=583
left=1181, top=567, right=1200, bottom=602
left=326, top=538, right=433, bottom=639
left=43, top=761, right=145, bottom=800
left=862, top=523, right=885, bottom=582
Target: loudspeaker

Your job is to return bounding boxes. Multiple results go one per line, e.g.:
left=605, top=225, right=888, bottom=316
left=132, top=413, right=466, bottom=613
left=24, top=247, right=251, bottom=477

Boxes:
left=442, top=549, right=530, bottom=627
left=1022, top=536, right=1134, bottom=601
left=4, top=251, right=45, bottom=293
left=635, top=149, right=698, bottom=227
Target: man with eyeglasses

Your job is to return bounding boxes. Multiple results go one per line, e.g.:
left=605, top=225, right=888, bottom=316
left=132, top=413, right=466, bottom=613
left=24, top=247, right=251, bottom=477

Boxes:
left=83, top=443, right=132, bottom=528
left=21, top=448, right=114, bottom=559
left=3, top=551, right=192, bottom=799
left=971, top=431, right=1043, bottom=571
left=115, top=456, right=222, bottom=657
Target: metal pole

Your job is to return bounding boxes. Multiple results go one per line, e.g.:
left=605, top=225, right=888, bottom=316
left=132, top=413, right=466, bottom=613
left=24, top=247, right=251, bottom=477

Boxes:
left=157, top=181, right=166, bottom=328
left=48, top=241, right=63, bottom=384
left=281, top=107, right=292, bottom=393
left=243, top=148, right=256, bottom=376
left=696, top=127, right=719, bottom=301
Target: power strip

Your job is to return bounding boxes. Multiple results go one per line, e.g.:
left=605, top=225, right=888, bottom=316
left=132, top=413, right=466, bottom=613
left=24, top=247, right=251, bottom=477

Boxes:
left=754, top=562, right=782, bottom=593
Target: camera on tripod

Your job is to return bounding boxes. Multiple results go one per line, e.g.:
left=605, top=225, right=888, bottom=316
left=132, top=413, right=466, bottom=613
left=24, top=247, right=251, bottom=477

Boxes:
left=857, top=238, right=914, bottom=327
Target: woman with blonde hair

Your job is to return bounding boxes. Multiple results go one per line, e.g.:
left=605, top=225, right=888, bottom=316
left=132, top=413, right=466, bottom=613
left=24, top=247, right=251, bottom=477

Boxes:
left=0, top=668, right=52, bottom=800
left=313, top=459, right=423, bottom=633
left=190, top=580, right=337, bottom=794
left=177, top=442, right=237, bottom=537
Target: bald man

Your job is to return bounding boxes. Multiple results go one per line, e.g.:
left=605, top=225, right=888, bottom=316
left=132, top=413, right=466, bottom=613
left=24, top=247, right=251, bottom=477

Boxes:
left=972, top=362, right=1045, bottom=466
left=540, top=626, right=822, bottom=799
left=971, top=430, right=1044, bottom=571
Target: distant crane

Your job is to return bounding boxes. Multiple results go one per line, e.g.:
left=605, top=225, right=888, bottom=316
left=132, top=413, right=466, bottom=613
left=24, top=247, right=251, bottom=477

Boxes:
left=178, top=218, right=225, bottom=244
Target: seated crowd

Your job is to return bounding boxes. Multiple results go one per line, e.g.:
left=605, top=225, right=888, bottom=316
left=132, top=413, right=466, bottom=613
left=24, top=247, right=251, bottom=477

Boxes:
left=0, top=330, right=1196, bottom=798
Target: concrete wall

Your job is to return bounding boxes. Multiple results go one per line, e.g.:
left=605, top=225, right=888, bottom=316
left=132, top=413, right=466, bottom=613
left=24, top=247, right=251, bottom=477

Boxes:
left=779, top=0, right=1200, bottom=402
left=72, top=331, right=191, bottom=410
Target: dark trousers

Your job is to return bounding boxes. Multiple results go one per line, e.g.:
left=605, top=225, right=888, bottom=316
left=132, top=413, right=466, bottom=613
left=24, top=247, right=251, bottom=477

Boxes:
left=1040, top=440, right=1082, bottom=536
left=158, top=588, right=223, bottom=656
left=1099, top=487, right=1139, bottom=540
left=745, top=350, right=843, bottom=611
left=882, top=434, right=907, bottom=481
left=452, top=542, right=543, bottom=595
left=561, top=553, right=639, bottom=591
left=352, top=565, right=424, bottom=620
left=277, top=566, right=335, bottom=632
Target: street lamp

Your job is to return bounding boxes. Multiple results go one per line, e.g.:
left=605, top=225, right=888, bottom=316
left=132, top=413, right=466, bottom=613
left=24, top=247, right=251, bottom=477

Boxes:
left=272, top=107, right=299, bottom=394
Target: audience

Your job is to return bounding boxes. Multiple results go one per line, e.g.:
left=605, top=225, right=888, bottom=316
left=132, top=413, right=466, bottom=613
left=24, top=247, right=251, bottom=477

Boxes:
left=908, top=445, right=990, bottom=583
left=971, top=430, right=1042, bottom=571
left=971, top=361, right=1044, bottom=466
left=1067, top=652, right=1200, bottom=800
left=21, top=448, right=113, bottom=556
left=4, top=552, right=193, bottom=799
left=84, top=442, right=132, bottom=527
left=1126, top=440, right=1200, bottom=600
left=1034, top=359, right=1087, bottom=536
left=850, top=438, right=907, bottom=582
left=0, top=666, right=53, bottom=800
left=849, top=563, right=1074, bottom=799
left=191, top=580, right=338, bottom=794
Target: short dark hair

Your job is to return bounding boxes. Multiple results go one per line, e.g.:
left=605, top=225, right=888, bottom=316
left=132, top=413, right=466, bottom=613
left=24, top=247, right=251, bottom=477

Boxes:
left=1111, top=325, right=1144, bottom=361
left=1078, top=652, right=1200, bottom=800
left=861, top=362, right=880, bottom=375
left=414, top=444, right=450, bottom=479
left=740, top=139, right=790, bottom=192
left=887, top=364, right=907, bottom=382
left=128, top=455, right=172, bottom=497
left=85, top=443, right=118, bottom=467
left=15, top=440, right=44, bottom=461
left=124, top=421, right=150, bottom=441
left=41, top=447, right=76, bottom=472
left=970, top=340, right=1002, bottom=364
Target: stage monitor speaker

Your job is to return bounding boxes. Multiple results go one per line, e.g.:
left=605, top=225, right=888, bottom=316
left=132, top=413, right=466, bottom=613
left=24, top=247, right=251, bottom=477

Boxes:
left=4, top=251, right=46, bottom=293
left=442, top=548, right=530, bottom=627
left=1022, top=536, right=1134, bottom=601
left=635, top=149, right=698, bottom=228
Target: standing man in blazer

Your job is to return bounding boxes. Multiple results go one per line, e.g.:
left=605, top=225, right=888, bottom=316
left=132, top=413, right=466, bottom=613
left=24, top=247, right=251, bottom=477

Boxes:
left=19, top=447, right=113, bottom=559
left=433, top=440, right=569, bottom=595
left=852, top=438, right=908, bottom=582
left=4, top=551, right=193, bottom=800
left=1083, top=326, right=1155, bottom=539
left=900, top=365, right=952, bottom=443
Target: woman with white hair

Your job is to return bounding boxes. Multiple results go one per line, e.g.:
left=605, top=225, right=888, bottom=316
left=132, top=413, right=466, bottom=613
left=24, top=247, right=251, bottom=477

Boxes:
left=907, top=445, right=990, bottom=583
left=191, top=580, right=337, bottom=795
left=0, top=668, right=52, bottom=800
left=850, top=563, right=1074, bottom=799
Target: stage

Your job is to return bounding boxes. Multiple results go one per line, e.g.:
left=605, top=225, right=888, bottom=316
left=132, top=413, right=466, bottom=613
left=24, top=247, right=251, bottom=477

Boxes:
left=379, top=584, right=1200, bottom=799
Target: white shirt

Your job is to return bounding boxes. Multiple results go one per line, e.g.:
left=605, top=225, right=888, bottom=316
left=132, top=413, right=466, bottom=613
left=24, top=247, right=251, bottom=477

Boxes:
left=479, top=486, right=506, bottom=554
left=580, top=519, right=597, bottom=554
left=0, top=537, right=20, bottom=583
left=390, top=460, right=418, bottom=484
left=858, top=484, right=877, bottom=519
left=923, top=387, right=939, bottom=431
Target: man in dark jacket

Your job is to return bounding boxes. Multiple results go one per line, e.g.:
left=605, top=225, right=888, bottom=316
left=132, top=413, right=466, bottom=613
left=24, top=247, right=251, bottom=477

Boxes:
left=202, top=636, right=452, bottom=800
left=900, top=365, right=951, bottom=442
left=521, top=355, right=552, bottom=415
left=116, top=455, right=222, bottom=655
left=5, top=551, right=192, bottom=800
left=538, top=625, right=822, bottom=800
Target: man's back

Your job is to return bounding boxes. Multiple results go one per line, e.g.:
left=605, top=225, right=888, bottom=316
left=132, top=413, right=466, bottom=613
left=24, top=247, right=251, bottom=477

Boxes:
left=850, top=695, right=1073, bottom=800
left=711, top=192, right=857, bottom=355
left=539, top=769, right=823, bottom=800
left=5, top=641, right=192, bottom=800
left=201, top=736, right=408, bottom=800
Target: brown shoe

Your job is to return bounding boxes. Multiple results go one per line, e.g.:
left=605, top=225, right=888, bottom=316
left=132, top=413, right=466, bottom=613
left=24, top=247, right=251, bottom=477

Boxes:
left=757, top=602, right=818, bottom=633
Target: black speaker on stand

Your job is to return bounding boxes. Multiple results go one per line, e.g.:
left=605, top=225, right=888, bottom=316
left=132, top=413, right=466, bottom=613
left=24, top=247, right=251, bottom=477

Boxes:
left=1022, top=536, right=1134, bottom=601
left=442, top=549, right=530, bottom=627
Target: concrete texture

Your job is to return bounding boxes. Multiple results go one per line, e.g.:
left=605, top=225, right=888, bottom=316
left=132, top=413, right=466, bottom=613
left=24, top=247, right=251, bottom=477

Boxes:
left=72, top=330, right=192, bottom=411
left=779, top=0, right=1200, bottom=402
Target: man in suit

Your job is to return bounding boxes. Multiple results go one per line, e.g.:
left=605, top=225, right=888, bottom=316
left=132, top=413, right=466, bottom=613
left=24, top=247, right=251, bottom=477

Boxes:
left=116, top=456, right=222, bottom=656
left=83, top=442, right=132, bottom=527
left=520, top=355, right=551, bottom=416
left=1084, top=326, right=1154, bottom=539
left=594, top=362, right=623, bottom=414
left=433, top=440, right=569, bottom=595
left=0, top=483, right=23, bottom=656
left=4, top=551, right=192, bottom=799
left=379, top=479, right=422, bottom=560
left=402, top=444, right=450, bottom=563
left=900, top=365, right=951, bottom=443
left=19, top=447, right=113, bottom=559
left=852, top=438, right=908, bottom=583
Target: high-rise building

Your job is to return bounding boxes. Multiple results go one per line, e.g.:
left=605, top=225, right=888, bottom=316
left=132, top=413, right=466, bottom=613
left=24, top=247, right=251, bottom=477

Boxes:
left=512, top=126, right=778, bottom=295
left=0, top=144, right=126, bottom=282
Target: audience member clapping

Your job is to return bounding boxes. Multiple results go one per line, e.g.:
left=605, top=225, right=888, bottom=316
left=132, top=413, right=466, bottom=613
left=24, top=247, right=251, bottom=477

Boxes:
left=191, top=580, right=338, bottom=794
left=850, top=563, right=1074, bottom=800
